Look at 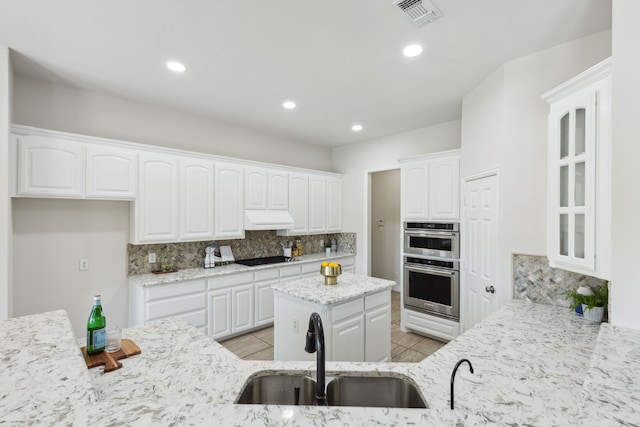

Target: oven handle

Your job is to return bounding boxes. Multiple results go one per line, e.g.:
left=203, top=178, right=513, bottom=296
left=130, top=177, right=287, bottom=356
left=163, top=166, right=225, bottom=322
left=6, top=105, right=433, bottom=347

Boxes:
left=404, top=264, right=458, bottom=276
left=404, top=230, right=458, bottom=238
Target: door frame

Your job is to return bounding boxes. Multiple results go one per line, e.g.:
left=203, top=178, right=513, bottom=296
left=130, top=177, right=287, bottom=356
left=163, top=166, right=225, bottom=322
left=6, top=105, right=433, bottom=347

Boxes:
left=460, top=168, right=500, bottom=333
left=363, top=167, right=401, bottom=290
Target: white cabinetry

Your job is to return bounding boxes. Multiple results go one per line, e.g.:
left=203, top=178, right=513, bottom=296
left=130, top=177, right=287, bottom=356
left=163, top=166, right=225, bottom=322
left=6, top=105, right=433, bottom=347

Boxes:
left=279, top=173, right=309, bottom=235
left=308, top=174, right=327, bottom=233
left=255, top=269, right=278, bottom=327
left=180, top=157, right=214, bottom=241
left=129, top=279, right=207, bottom=333
left=326, top=176, right=342, bottom=232
left=542, top=58, right=611, bottom=279
left=214, top=162, right=245, bottom=239
left=245, top=167, right=289, bottom=210
left=16, top=134, right=84, bottom=198
left=364, top=291, right=392, bottom=362
left=400, top=150, right=460, bottom=221
left=330, top=299, right=365, bottom=362
left=274, top=285, right=389, bottom=362
left=85, top=144, right=137, bottom=200
left=208, top=272, right=253, bottom=340
left=133, top=152, right=179, bottom=243
left=13, top=129, right=138, bottom=200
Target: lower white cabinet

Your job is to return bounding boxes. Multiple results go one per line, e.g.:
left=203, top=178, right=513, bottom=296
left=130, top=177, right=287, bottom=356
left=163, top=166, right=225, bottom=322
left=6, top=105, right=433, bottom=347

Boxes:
left=274, top=287, right=390, bottom=362
left=403, top=308, right=459, bottom=342
left=255, top=269, right=278, bottom=327
left=131, top=256, right=355, bottom=341
left=129, top=279, right=208, bottom=334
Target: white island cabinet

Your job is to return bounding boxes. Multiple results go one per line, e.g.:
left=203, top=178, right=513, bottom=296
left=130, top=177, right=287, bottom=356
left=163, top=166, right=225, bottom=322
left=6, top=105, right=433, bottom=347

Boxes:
left=272, top=273, right=394, bottom=362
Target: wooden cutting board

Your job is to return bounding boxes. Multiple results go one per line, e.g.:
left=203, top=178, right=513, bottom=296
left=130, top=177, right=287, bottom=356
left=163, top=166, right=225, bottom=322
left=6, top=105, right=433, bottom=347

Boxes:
left=80, top=339, right=141, bottom=372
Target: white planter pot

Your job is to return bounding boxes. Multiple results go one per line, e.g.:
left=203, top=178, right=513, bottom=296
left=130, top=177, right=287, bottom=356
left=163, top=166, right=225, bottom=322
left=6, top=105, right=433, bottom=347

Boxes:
left=582, top=305, right=604, bottom=323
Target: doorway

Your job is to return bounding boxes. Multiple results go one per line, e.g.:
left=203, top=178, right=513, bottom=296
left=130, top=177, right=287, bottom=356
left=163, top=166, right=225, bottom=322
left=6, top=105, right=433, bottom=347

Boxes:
left=462, top=171, right=499, bottom=332
left=369, top=169, right=401, bottom=288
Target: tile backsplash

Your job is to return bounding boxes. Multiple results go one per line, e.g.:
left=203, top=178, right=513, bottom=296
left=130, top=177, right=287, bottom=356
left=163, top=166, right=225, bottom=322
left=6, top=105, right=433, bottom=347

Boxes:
left=128, top=231, right=356, bottom=275
left=512, top=254, right=606, bottom=307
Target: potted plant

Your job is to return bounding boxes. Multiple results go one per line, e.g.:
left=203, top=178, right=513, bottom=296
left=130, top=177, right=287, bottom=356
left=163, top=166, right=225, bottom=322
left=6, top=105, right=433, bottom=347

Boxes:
left=566, top=281, right=609, bottom=323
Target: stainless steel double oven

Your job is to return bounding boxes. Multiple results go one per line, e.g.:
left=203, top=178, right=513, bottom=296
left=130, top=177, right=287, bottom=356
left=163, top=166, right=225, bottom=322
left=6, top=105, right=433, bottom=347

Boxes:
left=403, top=222, right=460, bottom=320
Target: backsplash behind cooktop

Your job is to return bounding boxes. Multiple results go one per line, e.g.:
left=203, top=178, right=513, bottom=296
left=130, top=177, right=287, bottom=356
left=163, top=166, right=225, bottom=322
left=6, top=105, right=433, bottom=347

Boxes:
left=128, top=231, right=356, bottom=275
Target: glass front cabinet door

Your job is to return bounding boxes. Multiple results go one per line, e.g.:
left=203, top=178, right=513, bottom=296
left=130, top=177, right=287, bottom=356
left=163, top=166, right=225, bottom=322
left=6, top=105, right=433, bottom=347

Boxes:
left=542, top=58, right=611, bottom=279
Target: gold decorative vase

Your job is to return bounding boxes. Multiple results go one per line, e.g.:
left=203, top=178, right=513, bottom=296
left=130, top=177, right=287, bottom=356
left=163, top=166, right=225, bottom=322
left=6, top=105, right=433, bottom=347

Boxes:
left=320, top=265, right=342, bottom=285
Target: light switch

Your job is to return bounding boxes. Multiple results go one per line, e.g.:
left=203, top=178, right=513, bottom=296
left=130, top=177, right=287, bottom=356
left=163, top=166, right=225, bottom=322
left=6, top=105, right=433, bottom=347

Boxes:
left=149, top=253, right=156, bottom=263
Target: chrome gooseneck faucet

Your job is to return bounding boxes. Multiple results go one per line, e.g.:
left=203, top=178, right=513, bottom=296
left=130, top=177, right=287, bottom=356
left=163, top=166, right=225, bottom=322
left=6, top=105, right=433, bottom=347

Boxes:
left=304, top=312, right=327, bottom=405
left=450, top=358, right=474, bottom=410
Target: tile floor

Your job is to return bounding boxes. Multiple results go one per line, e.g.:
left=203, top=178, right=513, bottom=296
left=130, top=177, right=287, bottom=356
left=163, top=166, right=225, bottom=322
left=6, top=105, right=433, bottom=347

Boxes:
left=220, top=291, right=446, bottom=362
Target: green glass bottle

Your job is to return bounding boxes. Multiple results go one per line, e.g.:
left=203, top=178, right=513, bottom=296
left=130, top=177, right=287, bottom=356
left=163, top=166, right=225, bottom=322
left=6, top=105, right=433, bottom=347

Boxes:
left=86, top=294, right=106, bottom=355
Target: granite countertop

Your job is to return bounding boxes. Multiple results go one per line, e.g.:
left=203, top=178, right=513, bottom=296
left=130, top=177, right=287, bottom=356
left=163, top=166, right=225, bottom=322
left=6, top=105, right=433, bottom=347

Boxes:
left=2, top=300, right=640, bottom=425
left=129, top=251, right=355, bottom=287
left=271, top=272, right=395, bottom=305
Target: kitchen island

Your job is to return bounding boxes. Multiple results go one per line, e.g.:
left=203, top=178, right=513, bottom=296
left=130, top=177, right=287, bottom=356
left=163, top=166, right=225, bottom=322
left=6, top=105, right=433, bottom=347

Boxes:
left=2, top=300, right=640, bottom=425
left=272, top=273, right=395, bottom=362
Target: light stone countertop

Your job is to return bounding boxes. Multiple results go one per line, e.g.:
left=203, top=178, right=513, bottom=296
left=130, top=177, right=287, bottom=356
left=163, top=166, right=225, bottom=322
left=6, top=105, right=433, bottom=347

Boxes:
left=272, top=272, right=395, bottom=305
left=129, top=251, right=355, bottom=287
left=2, top=300, right=639, bottom=425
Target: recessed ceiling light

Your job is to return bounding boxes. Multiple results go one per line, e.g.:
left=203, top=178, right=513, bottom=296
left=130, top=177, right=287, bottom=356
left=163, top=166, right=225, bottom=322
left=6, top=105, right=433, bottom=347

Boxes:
left=166, top=61, right=186, bottom=73
left=352, top=124, right=363, bottom=132
left=283, top=101, right=297, bottom=110
left=402, top=44, right=423, bottom=57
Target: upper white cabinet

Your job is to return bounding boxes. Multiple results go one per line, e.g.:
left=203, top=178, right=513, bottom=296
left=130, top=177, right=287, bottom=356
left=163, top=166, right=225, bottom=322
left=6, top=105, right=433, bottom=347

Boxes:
left=542, top=58, right=611, bottom=279
left=401, top=159, right=429, bottom=219
left=278, top=173, right=341, bottom=236
left=308, top=174, right=327, bottom=233
left=400, top=150, right=460, bottom=221
left=215, top=162, right=245, bottom=239
left=133, top=152, right=180, bottom=243
left=16, top=134, right=84, bottom=198
left=326, top=176, right=342, bottom=232
left=14, top=129, right=138, bottom=200
left=245, top=167, right=289, bottom=210
left=180, top=157, right=215, bottom=241
left=86, top=144, right=137, bottom=200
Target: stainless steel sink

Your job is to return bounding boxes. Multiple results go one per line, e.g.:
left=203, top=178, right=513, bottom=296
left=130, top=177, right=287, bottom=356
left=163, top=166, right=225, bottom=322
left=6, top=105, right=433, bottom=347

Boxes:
left=236, top=373, right=318, bottom=405
left=326, top=375, right=428, bottom=408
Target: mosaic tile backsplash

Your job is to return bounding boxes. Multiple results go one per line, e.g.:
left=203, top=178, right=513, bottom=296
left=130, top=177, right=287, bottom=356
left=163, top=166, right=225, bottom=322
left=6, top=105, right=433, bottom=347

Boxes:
left=128, top=231, right=356, bottom=275
left=513, top=254, right=606, bottom=308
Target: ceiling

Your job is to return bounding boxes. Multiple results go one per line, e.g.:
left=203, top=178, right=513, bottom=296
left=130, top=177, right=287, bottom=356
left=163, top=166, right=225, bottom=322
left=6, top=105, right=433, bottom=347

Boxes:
left=0, top=1, right=611, bottom=148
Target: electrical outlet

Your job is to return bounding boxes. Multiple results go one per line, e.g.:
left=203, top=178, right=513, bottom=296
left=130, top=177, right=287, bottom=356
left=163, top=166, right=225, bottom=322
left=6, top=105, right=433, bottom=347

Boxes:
left=79, top=259, right=89, bottom=271
left=292, top=318, right=299, bottom=333
left=149, top=253, right=156, bottom=263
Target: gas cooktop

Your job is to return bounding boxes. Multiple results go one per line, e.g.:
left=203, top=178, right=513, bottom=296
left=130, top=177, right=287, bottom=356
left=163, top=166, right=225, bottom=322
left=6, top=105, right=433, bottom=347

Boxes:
left=234, top=256, right=297, bottom=266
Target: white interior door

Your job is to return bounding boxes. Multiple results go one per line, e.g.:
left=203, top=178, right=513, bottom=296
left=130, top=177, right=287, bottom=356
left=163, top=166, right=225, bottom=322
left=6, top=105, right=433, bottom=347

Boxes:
left=463, top=173, right=499, bottom=331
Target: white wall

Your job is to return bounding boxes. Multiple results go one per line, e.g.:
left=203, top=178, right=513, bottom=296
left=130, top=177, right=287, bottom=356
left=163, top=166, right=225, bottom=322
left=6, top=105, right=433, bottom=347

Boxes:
left=12, top=74, right=332, bottom=171
left=0, top=45, right=12, bottom=320
left=13, top=199, right=129, bottom=338
left=611, top=1, right=640, bottom=329
left=332, top=120, right=461, bottom=274
left=370, top=169, right=401, bottom=286
left=461, top=30, right=612, bottom=304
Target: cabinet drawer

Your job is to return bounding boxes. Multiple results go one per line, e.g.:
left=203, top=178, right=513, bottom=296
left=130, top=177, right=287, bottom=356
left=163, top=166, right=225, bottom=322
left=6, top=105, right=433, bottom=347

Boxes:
left=178, top=309, right=208, bottom=329
left=332, top=298, right=363, bottom=323
left=280, top=265, right=301, bottom=279
left=146, top=280, right=206, bottom=302
left=332, top=257, right=355, bottom=267
left=255, top=268, right=279, bottom=282
left=146, top=293, right=206, bottom=321
left=208, top=272, right=253, bottom=290
left=365, top=290, right=390, bottom=311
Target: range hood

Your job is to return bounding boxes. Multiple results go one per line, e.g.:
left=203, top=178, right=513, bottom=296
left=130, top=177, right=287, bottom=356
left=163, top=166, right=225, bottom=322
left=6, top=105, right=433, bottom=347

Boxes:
left=244, top=210, right=295, bottom=230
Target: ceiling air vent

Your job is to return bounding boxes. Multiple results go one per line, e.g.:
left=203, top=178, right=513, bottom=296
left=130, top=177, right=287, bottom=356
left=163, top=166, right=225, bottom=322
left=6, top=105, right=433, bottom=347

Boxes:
left=391, top=0, right=442, bottom=27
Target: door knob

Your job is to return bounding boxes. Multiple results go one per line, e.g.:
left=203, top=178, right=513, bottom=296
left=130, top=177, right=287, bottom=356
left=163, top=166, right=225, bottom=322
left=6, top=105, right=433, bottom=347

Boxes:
left=485, top=285, right=495, bottom=294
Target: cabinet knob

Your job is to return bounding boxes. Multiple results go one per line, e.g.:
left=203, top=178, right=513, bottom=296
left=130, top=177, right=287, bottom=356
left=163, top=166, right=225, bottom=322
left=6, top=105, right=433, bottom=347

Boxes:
left=485, top=285, right=495, bottom=294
